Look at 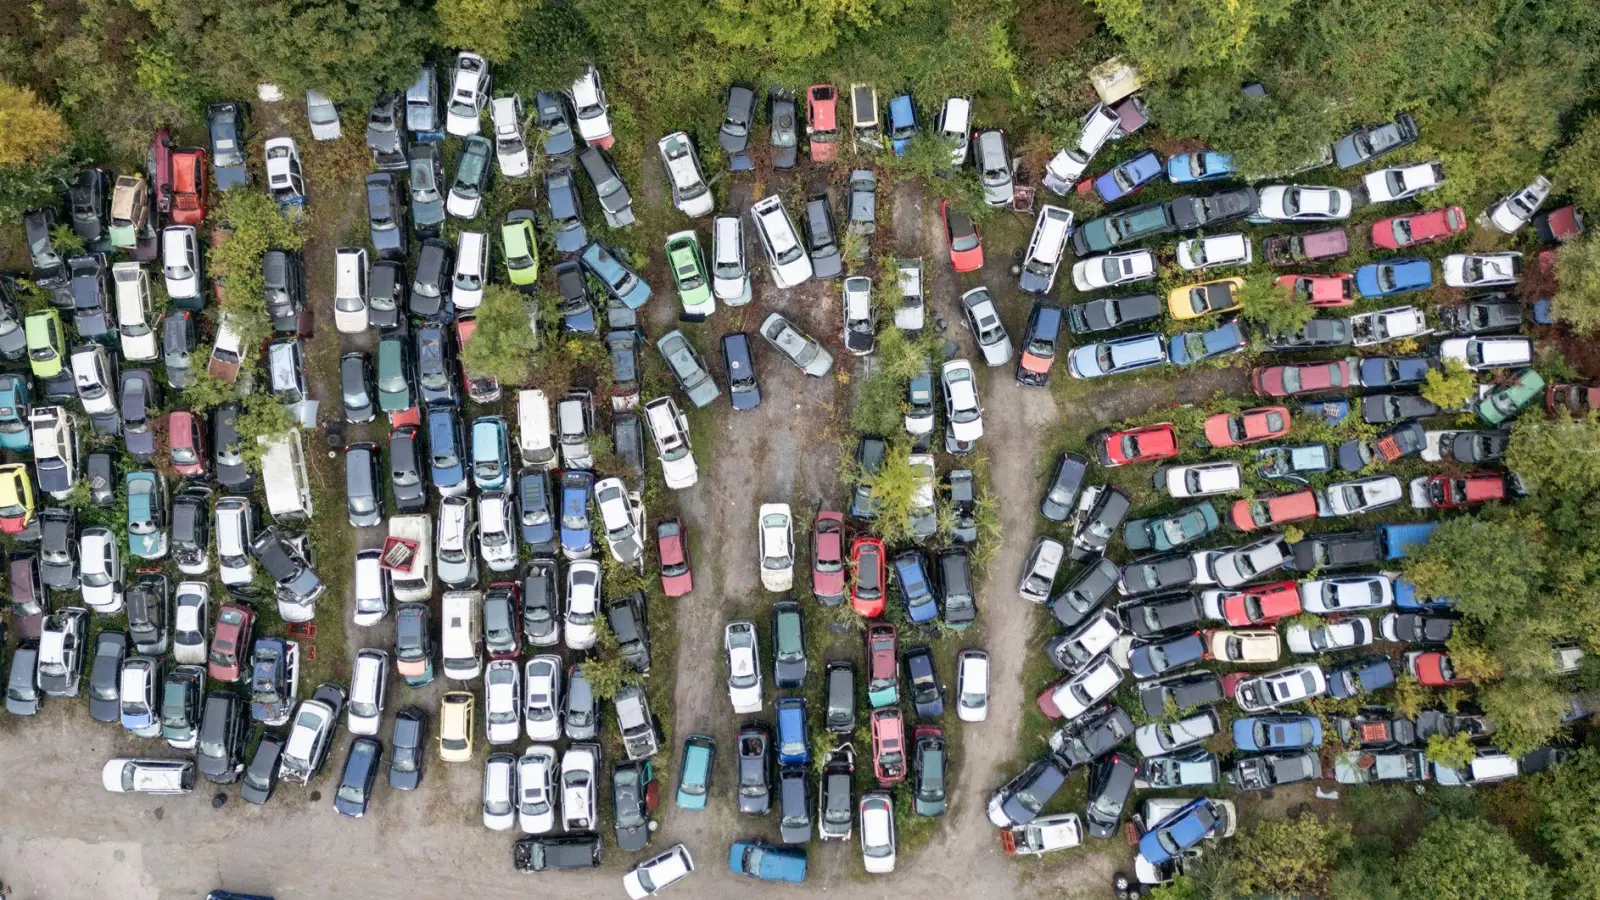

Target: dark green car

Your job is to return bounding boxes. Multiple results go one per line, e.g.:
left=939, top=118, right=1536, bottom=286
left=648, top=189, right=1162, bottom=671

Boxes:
left=1071, top=200, right=1176, bottom=254
left=912, top=726, right=946, bottom=816
left=377, top=336, right=412, bottom=414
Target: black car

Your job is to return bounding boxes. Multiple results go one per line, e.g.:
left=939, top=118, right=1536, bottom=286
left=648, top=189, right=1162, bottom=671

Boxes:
left=162, top=312, right=197, bottom=389
left=1070, top=486, right=1131, bottom=561
left=720, top=83, right=757, bottom=159
left=1334, top=114, right=1418, bottom=168
left=369, top=260, right=405, bottom=331
left=905, top=647, right=944, bottom=718
left=605, top=329, right=641, bottom=398
left=339, top=352, right=377, bottom=424
left=769, top=90, right=799, bottom=169
left=70, top=254, right=111, bottom=342
left=545, top=165, right=588, bottom=254
left=935, top=547, right=977, bottom=628
left=24, top=207, right=68, bottom=286
left=1048, top=704, right=1133, bottom=768
left=1337, top=422, right=1426, bottom=471
left=1048, top=556, right=1120, bottom=629
left=394, top=604, right=433, bottom=685
left=414, top=324, right=457, bottom=407
left=612, top=761, right=655, bottom=851
left=613, top=413, right=645, bottom=476
left=607, top=591, right=652, bottom=674
left=722, top=332, right=762, bottom=411
left=389, top=706, right=427, bottom=790
left=262, top=250, right=306, bottom=333
left=1066, top=293, right=1162, bottom=335
left=1169, top=187, right=1258, bottom=231
left=778, top=765, right=812, bottom=843
left=125, top=573, right=169, bottom=655
left=1017, top=301, right=1064, bottom=386
left=912, top=729, right=947, bottom=816
left=207, top=102, right=251, bottom=190
left=1439, top=295, right=1522, bottom=335
left=365, top=173, right=407, bottom=259
left=552, top=259, right=596, bottom=334
left=1039, top=451, right=1089, bottom=522
left=1264, top=318, right=1352, bottom=351
left=513, top=835, right=602, bottom=872
left=1438, top=430, right=1509, bottom=463
left=333, top=737, right=383, bottom=818
left=1362, top=392, right=1440, bottom=424
left=536, top=91, right=576, bottom=158
left=990, top=757, right=1067, bottom=827
left=86, top=630, right=127, bottom=723
left=250, top=528, right=324, bottom=606
left=1119, top=591, right=1205, bottom=638
left=1139, top=671, right=1225, bottom=718
left=171, top=487, right=212, bottom=573
left=411, top=238, right=453, bottom=319
left=1357, top=356, right=1432, bottom=389
left=578, top=146, right=633, bottom=226
left=1286, top=530, right=1384, bottom=572
left=119, top=370, right=159, bottom=461
left=197, top=691, right=248, bottom=783
left=239, top=733, right=285, bottom=805
left=67, top=168, right=111, bottom=246
left=737, top=724, right=772, bottom=814
left=824, top=662, right=856, bottom=735
left=388, top=425, right=427, bottom=513
left=1385, top=613, right=1456, bottom=644
left=213, top=403, right=255, bottom=493
left=39, top=507, right=79, bottom=590
left=343, top=442, right=383, bottom=528
left=849, top=436, right=887, bottom=519
left=366, top=93, right=407, bottom=171
left=6, top=644, right=42, bottom=716
left=1118, top=552, right=1198, bottom=596
left=802, top=194, right=843, bottom=279
left=1085, top=752, right=1137, bottom=839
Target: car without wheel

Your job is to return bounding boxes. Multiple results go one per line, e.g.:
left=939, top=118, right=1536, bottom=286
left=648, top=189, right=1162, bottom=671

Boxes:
left=760, top=313, right=833, bottom=377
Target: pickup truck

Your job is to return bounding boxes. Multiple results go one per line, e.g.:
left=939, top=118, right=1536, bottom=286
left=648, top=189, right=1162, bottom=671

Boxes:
left=614, top=684, right=660, bottom=760
left=895, top=259, right=925, bottom=331
left=1349, top=306, right=1431, bottom=347
left=385, top=515, right=434, bottom=602
left=513, top=834, right=602, bottom=871
left=1002, top=812, right=1084, bottom=855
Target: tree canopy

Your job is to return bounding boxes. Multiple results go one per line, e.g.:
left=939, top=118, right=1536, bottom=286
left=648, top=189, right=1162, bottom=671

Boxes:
left=1397, top=817, right=1551, bottom=900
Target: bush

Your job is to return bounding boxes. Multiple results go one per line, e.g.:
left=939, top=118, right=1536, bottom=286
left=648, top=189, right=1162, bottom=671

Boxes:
left=1397, top=816, right=1551, bottom=900
left=1424, top=731, right=1477, bottom=770
left=1226, top=814, right=1352, bottom=895
left=462, top=284, right=541, bottom=387
left=1234, top=268, right=1313, bottom=336
left=864, top=441, right=927, bottom=545
left=1552, top=233, right=1600, bottom=336
left=208, top=191, right=308, bottom=352
left=1533, top=748, right=1600, bottom=898
left=1421, top=358, right=1477, bottom=411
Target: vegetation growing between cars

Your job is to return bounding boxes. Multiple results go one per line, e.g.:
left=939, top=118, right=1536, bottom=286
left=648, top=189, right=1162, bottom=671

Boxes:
left=460, top=284, right=542, bottom=385
left=208, top=190, right=309, bottom=353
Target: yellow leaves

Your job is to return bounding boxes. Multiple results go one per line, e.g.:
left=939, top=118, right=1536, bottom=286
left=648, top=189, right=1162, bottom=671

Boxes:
left=436, top=0, right=541, bottom=62
left=1421, top=358, right=1477, bottom=410
left=0, top=81, right=69, bottom=169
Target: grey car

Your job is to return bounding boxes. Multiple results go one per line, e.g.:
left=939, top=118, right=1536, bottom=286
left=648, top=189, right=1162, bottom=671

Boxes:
left=545, top=166, right=587, bottom=253
left=802, top=195, right=843, bottom=279
left=772, top=601, right=807, bottom=688
left=536, top=91, right=576, bottom=157
left=409, top=143, right=446, bottom=234
left=975, top=129, right=1014, bottom=206
left=6, top=645, right=43, bottom=716
left=564, top=664, right=597, bottom=740
left=656, top=330, right=720, bottom=409
left=365, top=173, right=407, bottom=259
left=769, top=90, right=799, bottom=169
left=578, top=146, right=635, bottom=228
left=366, top=93, right=407, bottom=171
left=760, top=313, right=834, bottom=377
left=87, top=630, right=127, bottom=723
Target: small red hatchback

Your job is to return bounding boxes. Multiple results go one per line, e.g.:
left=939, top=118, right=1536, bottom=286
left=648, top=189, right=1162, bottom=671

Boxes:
left=168, top=410, right=209, bottom=478
left=657, top=518, right=693, bottom=597
left=1092, top=423, right=1178, bottom=467
left=851, top=536, right=887, bottom=618
left=811, top=510, right=846, bottom=604
left=208, top=604, right=256, bottom=682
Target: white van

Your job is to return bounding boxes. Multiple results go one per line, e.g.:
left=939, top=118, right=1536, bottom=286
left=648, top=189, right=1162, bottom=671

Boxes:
left=387, top=515, right=434, bottom=602
left=441, top=590, right=484, bottom=681
left=936, top=96, right=972, bottom=167
left=258, top=430, right=312, bottom=521
left=454, top=231, right=488, bottom=309
left=208, top=316, right=244, bottom=383
left=712, top=215, right=752, bottom=306
left=102, top=758, right=195, bottom=794
left=334, top=247, right=369, bottom=334
left=517, top=389, right=556, bottom=469
left=557, top=390, right=594, bottom=470
left=643, top=397, right=698, bottom=490
left=112, top=262, right=159, bottom=361
left=1019, top=206, right=1073, bottom=295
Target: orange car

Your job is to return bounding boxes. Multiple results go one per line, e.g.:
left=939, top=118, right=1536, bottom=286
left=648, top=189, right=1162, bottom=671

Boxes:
left=170, top=148, right=208, bottom=226
left=1230, top=490, right=1319, bottom=532
left=850, top=536, right=886, bottom=617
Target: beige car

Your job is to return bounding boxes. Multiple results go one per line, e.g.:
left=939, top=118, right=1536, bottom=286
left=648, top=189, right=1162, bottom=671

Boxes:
left=439, top=691, right=476, bottom=762
left=1205, top=629, right=1281, bottom=664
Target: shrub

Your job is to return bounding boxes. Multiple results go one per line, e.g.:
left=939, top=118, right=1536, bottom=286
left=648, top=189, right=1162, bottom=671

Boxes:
left=1421, top=358, right=1477, bottom=411
left=461, top=284, right=541, bottom=386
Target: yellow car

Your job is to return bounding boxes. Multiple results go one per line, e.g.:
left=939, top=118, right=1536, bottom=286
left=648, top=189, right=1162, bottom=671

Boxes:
left=0, top=463, right=35, bottom=534
left=438, top=691, right=475, bottom=762
left=25, top=311, right=66, bottom=379
left=1167, top=277, right=1245, bottom=321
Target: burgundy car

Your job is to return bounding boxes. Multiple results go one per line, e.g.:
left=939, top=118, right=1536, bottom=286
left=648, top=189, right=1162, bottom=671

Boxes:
left=208, top=604, right=256, bottom=682
left=812, top=510, right=846, bottom=604
left=1251, top=359, right=1352, bottom=398
left=168, top=411, right=209, bottom=478
left=657, top=518, right=693, bottom=597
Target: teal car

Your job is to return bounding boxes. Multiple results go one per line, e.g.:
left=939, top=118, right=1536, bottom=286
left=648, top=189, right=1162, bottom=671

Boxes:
left=376, top=336, right=413, bottom=414
left=501, top=209, right=539, bottom=286
left=1124, top=501, right=1220, bottom=552
left=729, top=841, right=806, bottom=883
left=125, top=471, right=169, bottom=559
left=1478, top=369, right=1544, bottom=425
left=665, top=230, right=715, bottom=320
left=0, top=374, right=32, bottom=452
left=676, top=734, right=716, bottom=810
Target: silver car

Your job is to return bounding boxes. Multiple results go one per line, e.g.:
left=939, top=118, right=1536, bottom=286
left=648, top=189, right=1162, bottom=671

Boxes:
left=975, top=130, right=1013, bottom=206
left=760, top=312, right=833, bottom=377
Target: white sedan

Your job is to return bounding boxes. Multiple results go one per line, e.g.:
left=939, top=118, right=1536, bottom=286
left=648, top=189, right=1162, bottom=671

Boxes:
left=524, top=655, right=563, bottom=742
left=516, top=746, right=558, bottom=834
left=1364, top=161, right=1445, bottom=203
left=560, top=744, right=599, bottom=831
left=941, top=359, right=984, bottom=454
left=594, top=477, right=643, bottom=564
left=1485, top=175, right=1550, bottom=234
left=1300, top=575, right=1395, bottom=614
left=446, top=52, right=490, bottom=137
left=1175, top=233, right=1252, bottom=271
left=1071, top=250, right=1156, bottom=291
left=1442, top=252, right=1522, bottom=288
left=1285, top=618, right=1375, bottom=654
left=1323, top=474, right=1403, bottom=516
left=484, top=660, right=522, bottom=745
left=1255, top=185, right=1352, bottom=221
left=564, top=560, right=601, bottom=650
left=624, top=844, right=695, bottom=899
left=724, top=620, right=764, bottom=714
left=859, top=791, right=897, bottom=874
left=1233, top=664, right=1327, bottom=712
left=758, top=503, right=794, bottom=591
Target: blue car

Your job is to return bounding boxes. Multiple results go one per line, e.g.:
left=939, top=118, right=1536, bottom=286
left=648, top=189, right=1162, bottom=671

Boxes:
left=1395, top=579, right=1455, bottom=611
left=558, top=470, right=594, bottom=559
left=1139, top=798, right=1228, bottom=866
left=469, top=416, right=509, bottom=490
left=1167, top=318, right=1247, bottom=366
left=0, top=373, right=32, bottom=451
left=125, top=471, right=168, bottom=559
left=425, top=406, right=467, bottom=496
left=894, top=550, right=938, bottom=623
left=517, top=469, right=556, bottom=550
left=1069, top=332, right=1168, bottom=379
left=1167, top=150, right=1235, bottom=184
left=887, top=94, right=918, bottom=155
left=775, top=698, right=809, bottom=765
left=1093, top=150, right=1163, bottom=203
left=1231, top=715, right=1323, bottom=752
left=580, top=242, right=652, bottom=309
left=1358, top=355, right=1432, bottom=388
left=1128, top=631, right=1207, bottom=679
left=1355, top=259, right=1432, bottom=297
left=1328, top=656, right=1395, bottom=700
left=729, top=841, right=807, bottom=883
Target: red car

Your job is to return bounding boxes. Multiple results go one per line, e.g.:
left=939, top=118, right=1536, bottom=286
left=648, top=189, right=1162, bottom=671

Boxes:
left=806, top=84, right=839, bottom=163
left=208, top=604, right=256, bottom=682
left=1251, top=359, right=1352, bottom=398
left=866, top=623, right=898, bottom=702
left=1203, top=406, right=1290, bottom=448
left=170, top=147, right=209, bottom=226
left=1546, top=384, right=1600, bottom=415
left=1275, top=274, right=1356, bottom=308
left=870, top=706, right=907, bottom=784
left=1407, top=651, right=1471, bottom=687
left=1416, top=473, right=1506, bottom=509
left=941, top=199, right=984, bottom=273
left=1209, top=581, right=1301, bottom=627
left=1230, top=490, right=1319, bottom=532
left=657, top=518, right=693, bottom=597
left=1092, top=423, right=1178, bottom=467
left=1370, top=206, right=1467, bottom=250
left=851, top=536, right=887, bottom=617
left=168, top=411, right=209, bottom=478
left=812, top=510, right=846, bottom=604
left=149, top=126, right=172, bottom=214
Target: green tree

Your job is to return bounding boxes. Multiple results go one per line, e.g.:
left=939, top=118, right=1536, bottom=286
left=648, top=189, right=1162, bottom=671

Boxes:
left=1403, top=514, right=1545, bottom=628
left=1424, top=731, right=1477, bottom=770
left=461, top=285, right=540, bottom=387
left=1421, top=358, right=1477, bottom=411
left=1234, top=270, right=1313, bottom=337
left=438, top=0, right=542, bottom=62
left=1477, top=677, right=1569, bottom=758
left=1089, top=0, right=1293, bottom=77
left=701, top=0, right=933, bottom=63
left=1533, top=747, right=1600, bottom=898
left=1552, top=233, right=1600, bottom=337
left=1399, top=817, right=1551, bottom=900
left=1552, top=114, right=1600, bottom=218
left=209, top=190, right=308, bottom=351
left=864, top=441, right=928, bottom=545
left=1228, top=815, right=1352, bottom=895
left=216, top=0, right=432, bottom=101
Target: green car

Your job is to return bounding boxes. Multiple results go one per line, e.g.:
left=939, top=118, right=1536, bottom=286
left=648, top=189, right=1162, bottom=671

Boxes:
left=676, top=733, right=715, bottom=810
left=501, top=209, right=539, bottom=286
left=665, top=230, right=715, bottom=320
left=376, top=336, right=413, bottom=414
left=913, top=728, right=947, bottom=816
left=25, top=310, right=65, bottom=378
left=1478, top=369, right=1545, bottom=425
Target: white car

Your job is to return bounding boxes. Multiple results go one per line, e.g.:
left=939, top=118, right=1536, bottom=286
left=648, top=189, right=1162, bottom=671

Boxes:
left=1485, top=175, right=1550, bottom=234
left=560, top=744, right=600, bottom=831
left=1134, top=710, right=1218, bottom=757
left=594, top=477, right=643, bottom=565
left=711, top=215, right=751, bottom=304
left=435, top=497, right=478, bottom=586
left=625, top=844, right=695, bottom=899
left=750, top=195, right=813, bottom=289
left=1018, top=537, right=1066, bottom=604
left=262, top=137, right=305, bottom=205
left=955, top=649, right=989, bottom=723
left=644, top=397, right=699, bottom=491
left=724, top=620, right=764, bottom=714
left=351, top=550, right=388, bottom=627
left=1323, top=475, right=1403, bottom=516
left=482, top=753, right=516, bottom=831
left=215, top=498, right=255, bottom=590
left=1438, top=336, right=1533, bottom=371
left=478, top=492, right=517, bottom=573
left=1254, top=185, right=1352, bottom=222
left=524, top=655, right=563, bottom=742
left=161, top=226, right=201, bottom=302
left=958, top=286, right=1013, bottom=367
left=305, top=90, right=341, bottom=140
left=1161, top=462, right=1243, bottom=498
left=1349, top=305, right=1431, bottom=347
left=517, top=746, right=558, bottom=834
left=171, top=583, right=208, bottom=664
left=1042, top=104, right=1121, bottom=193
left=758, top=503, right=794, bottom=592
left=859, top=791, right=897, bottom=874
left=102, top=759, right=194, bottom=794
left=570, top=65, right=612, bottom=147
left=1072, top=250, right=1157, bottom=291
left=842, top=276, right=875, bottom=356
left=941, top=359, right=984, bottom=454
left=1207, top=629, right=1281, bottom=663
left=347, top=648, right=388, bottom=736
left=333, top=247, right=369, bottom=334
left=446, top=52, right=491, bottom=136
left=1212, top=535, right=1291, bottom=589
left=490, top=95, right=530, bottom=178
left=1301, top=575, right=1394, bottom=614
left=485, top=659, right=522, bottom=745
left=1233, top=664, right=1327, bottom=713
left=1175, top=233, right=1252, bottom=271
left=1042, top=653, right=1124, bottom=721
left=453, top=231, right=487, bottom=309
left=1363, top=161, right=1445, bottom=203
left=112, top=264, right=158, bottom=361
left=658, top=133, right=713, bottom=218
left=564, top=560, right=601, bottom=650
left=1442, top=252, right=1523, bottom=288
left=1286, top=618, right=1374, bottom=654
